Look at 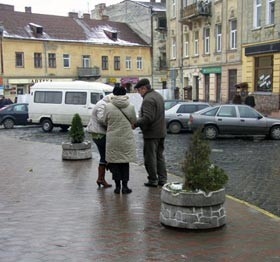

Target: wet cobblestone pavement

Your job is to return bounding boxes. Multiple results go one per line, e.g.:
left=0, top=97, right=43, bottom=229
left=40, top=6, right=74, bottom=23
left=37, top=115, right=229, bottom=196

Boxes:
left=0, top=132, right=280, bottom=261
left=1, top=126, right=280, bottom=217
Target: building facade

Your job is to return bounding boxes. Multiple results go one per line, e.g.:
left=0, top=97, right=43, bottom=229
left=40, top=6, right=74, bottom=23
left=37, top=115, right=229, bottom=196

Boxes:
left=242, top=0, right=280, bottom=113
left=167, top=0, right=243, bottom=103
left=0, top=4, right=151, bottom=100
left=92, top=0, right=167, bottom=90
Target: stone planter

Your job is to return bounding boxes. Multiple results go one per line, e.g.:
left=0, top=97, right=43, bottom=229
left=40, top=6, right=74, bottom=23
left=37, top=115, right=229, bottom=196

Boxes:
left=62, top=140, right=92, bottom=160
left=160, top=183, right=226, bottom=229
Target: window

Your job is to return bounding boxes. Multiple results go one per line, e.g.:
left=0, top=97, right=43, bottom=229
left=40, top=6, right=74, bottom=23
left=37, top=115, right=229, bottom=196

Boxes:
left=267, top=0, right=275, bottom=25
left=137, top=57, right=143, bottom=70
left=238, top=106, right=261, bottom=118
left=114, top=56, right=120, bottom=70
left=82, top=55, right=90, bottom=68
left=255, top=56, right=273, bottom=92
left=217, top=106, right=237, bottom=117
left=171, top=37, right=176, bottom=59
left=184, top=33, right=189, bottom=57
left=34, top=53, right=42, bottom=68
left=202, top=107, right=219, bottom=116
left=194, top=31, right=199, bottom=56
left=15, top=52, right=24, bottom=67
left=230, top=20, right=237, bottom=50
left=63, top=54, right=70, bottom=68
left=254, top=0, right=262, bottom=28
left=91, top=92, right=103, bottom=104
left=34, top=91, right=62, bottom=104
left=65, top=92, right=87, bottom=105
left=177, top=104, right=197, bottom=113
left=102, top=56, right=108, bottom=70
left=204, top=28, right=210, bottom=54
left=216, top=24, right=222, bottom=52
left=172, top=0, right=176, bottom=18
left=48, top=53, right=56, bottom=68
left=126, top=56, right=132, bottom=70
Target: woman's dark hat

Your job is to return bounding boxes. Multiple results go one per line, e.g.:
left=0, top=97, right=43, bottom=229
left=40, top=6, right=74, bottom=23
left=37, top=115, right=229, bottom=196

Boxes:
left=134, top=78, right=150, bottom=89
left=113, top=86, right=126, bottom=96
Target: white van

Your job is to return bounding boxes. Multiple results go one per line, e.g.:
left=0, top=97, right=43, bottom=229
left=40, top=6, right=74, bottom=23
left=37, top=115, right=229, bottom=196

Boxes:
left=28, top=81, right=113, bottom=132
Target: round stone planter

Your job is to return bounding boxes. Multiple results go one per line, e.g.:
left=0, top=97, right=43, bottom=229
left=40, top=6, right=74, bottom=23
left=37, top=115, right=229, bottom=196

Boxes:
left=62, top=140, right=92, bottom=160
left=160, top=183, right=226, bottom=229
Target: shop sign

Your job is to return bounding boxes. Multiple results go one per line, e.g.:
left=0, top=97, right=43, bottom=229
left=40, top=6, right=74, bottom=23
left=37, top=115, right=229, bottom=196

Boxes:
left=108, top=78, right=117, bottom=83
left=201, top=67, right=221, bottom=74
left=121, top=77, right=139, bottom=85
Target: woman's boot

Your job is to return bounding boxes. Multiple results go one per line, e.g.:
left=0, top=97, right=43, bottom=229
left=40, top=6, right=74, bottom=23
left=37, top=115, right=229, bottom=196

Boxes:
left=122, top=181, right=132, bottom=194
left=96, top=165, right=112, bottom=188
left=114, top=180, right=121, bottom=194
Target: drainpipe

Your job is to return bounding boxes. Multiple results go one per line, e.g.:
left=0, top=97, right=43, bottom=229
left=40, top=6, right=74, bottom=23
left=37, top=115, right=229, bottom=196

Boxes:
left=0, top=25, right=4, bottom=75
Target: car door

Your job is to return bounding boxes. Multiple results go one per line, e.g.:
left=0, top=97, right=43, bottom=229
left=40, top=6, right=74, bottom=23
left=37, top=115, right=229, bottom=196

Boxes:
left=237, top=105, right=267, bottom=135
left=176, top=104, right=197, bottom=129
left=215, top=105, right=241, bottom=134
left=13, top=104, right=29, bottom=125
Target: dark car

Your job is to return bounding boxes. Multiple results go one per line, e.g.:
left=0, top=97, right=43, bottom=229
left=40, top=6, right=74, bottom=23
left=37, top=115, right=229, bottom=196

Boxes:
left=165, top=102, right=211, bottom=134
left=0, top=103, right=29, bottom=129
left=189, top=104, right=280, bottom=140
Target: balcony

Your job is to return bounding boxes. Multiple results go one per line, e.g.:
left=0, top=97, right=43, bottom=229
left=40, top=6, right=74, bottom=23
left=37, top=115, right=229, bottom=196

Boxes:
left=180, top=1, right=211, bottom=24
left=77, top=66, right=100, bottom=79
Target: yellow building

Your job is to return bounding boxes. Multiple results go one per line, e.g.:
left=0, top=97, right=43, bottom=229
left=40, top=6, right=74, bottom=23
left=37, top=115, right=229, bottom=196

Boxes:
left=0, top=4, right=151, bottom=100
left=242, top=0, right=280, bottom=114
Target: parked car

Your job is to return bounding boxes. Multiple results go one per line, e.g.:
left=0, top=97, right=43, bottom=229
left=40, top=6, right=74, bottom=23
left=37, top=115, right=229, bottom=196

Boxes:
left=188, top=104, right=280, bottom=140
left=164, top=99, right=184, bottom=110
left=0, top=103, right=29, bottom=129
left=165, top=102, right=211, bottom=134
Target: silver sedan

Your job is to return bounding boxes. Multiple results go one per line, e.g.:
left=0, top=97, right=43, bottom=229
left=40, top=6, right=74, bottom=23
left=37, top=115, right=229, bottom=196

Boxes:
left=189, top=104, right=280, bottom=140
left=165, top=102, right=210, bottom=134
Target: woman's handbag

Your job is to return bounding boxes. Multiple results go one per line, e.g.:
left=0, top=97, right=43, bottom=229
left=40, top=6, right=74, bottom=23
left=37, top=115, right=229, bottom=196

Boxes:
left=85, top=118, right=95, bottom=133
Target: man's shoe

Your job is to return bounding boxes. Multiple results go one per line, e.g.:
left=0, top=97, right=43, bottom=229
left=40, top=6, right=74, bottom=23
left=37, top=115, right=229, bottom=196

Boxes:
left=144, top=182, right=158, bottom=188
left=158, top=181, right=167, bottom=187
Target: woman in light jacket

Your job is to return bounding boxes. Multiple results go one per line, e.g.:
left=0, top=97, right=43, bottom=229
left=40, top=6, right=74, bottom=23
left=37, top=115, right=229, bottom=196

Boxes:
left=88, top=94, right=113, bottom=188
left=103, top=86, right=137, bottom=194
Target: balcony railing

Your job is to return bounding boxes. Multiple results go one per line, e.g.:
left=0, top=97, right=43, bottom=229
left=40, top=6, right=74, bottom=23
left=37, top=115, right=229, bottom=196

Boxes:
left=77, top=66, right=100, bottom=78
left=181, top=1, right=211, bottom=23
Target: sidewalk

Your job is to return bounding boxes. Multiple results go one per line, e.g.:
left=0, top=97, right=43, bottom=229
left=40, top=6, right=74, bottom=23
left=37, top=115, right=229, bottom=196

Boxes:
left=0, top=134, right=279, bottom=262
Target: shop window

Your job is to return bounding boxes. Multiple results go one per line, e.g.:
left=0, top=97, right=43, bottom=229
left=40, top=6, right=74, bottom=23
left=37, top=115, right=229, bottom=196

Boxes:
left=255, top=56, right=273, bottom=92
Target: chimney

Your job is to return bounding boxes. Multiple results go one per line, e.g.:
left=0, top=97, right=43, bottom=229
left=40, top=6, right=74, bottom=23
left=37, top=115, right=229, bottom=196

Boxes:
left=25, top=6, right=32, bottom=13
left=68, top=12, right=79, bottom=18
left=150, top=0, right=156, bottom=3
left=0, top=4, right=15, bottom=12
left=83, top=13, right=90, bottom=20
left=101, top=15, right=109, bottom=21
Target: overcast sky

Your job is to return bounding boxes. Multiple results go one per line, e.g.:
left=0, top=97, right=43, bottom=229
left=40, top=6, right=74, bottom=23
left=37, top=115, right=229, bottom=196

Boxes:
left=0, top=0, right=124, bottom=16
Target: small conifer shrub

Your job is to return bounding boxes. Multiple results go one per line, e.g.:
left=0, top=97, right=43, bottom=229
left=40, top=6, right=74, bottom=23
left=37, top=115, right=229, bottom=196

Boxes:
left=182, top=129, right=228, bottom=193
left=69, top=113, right=85, bottom=143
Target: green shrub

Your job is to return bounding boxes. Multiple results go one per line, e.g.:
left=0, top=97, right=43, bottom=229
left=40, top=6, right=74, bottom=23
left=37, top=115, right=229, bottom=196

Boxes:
left=69, top=113, right=85, bottom=143
left=182, top=129, right=228, bottom=193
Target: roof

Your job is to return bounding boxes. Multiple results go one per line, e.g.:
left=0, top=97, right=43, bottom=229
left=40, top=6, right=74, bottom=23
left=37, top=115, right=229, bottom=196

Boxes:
left=134, top=1, right=166, bottom=12
left=0, top=5, right=148, bottom=46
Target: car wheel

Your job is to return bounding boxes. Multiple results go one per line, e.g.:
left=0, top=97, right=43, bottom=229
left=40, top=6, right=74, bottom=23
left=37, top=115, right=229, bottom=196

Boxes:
left=41, top=119, right=53, bottom=132
left=270, top=126, right=280, bottom=140
left=3, top=118, right=15, bottom=129
left=204, top=125, right=218, bottom=140
left=168, top=122, right=182, bottom=134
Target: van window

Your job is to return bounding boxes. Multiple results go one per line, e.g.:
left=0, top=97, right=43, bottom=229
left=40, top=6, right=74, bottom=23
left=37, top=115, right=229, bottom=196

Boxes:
left=91, top=92, right=102, bottom=104
left=65, top=92, right=87, bottom=105
left=34, top=91, right=62, bottom=104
